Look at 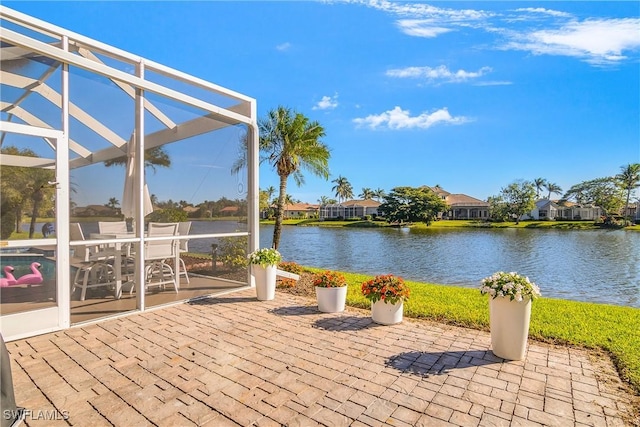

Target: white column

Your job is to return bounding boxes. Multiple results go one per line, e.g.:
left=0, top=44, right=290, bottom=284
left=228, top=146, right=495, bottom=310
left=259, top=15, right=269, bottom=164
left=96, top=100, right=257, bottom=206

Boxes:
left=135, top=60, right=146, bottom=310
left=58, top=35, right=71, bottom=329
left=247, top=99, right=259, bottom=287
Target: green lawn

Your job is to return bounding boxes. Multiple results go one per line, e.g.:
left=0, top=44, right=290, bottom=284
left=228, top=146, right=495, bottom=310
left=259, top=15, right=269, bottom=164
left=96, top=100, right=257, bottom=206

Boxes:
left=427, top=220, right=640, bottom=231
left=303, top=267, right=640, bottom=395
left=423, top=220, right=603, bottom=230
left=271, top=219, right=388, bottom=227
left=8, top=231, right=43, bottom=240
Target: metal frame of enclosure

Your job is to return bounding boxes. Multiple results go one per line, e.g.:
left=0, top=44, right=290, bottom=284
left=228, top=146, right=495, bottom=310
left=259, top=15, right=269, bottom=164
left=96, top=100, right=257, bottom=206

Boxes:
left=0, top=6, right=259, bottom=340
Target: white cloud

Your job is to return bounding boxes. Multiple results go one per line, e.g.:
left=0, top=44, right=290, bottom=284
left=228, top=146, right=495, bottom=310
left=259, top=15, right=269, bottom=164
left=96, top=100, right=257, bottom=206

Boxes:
left=355, top=1, right=493, bottom=38
left=363, top=0, right=492, bottom=22
left=504, top=18, right=640, bottom=64
left=474, top=81, right=513, bottom=86
left=276, top=42, right=292, bottom=51
left=396, top=20, right=452, bottom=38
left=514, top=8, right=572, bottom=18
left=386, top=65, right=492, bottom=83
left=313, top=94, right=339, bottom=110
left=353, top=106, right=469, bottom=130
left=194, top=164, right=224, bottom=169
left=355, top=0, right=639, bottom=66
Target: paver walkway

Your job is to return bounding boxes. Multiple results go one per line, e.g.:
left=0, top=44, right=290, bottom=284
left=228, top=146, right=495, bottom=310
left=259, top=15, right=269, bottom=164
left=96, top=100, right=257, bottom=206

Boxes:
left=5, top=289, right=638, bottom=426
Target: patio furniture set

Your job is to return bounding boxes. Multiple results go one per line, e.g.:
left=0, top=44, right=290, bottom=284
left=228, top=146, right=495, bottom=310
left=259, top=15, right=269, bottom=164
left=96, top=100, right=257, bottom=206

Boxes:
left=71, top=221, right=191, bottom=301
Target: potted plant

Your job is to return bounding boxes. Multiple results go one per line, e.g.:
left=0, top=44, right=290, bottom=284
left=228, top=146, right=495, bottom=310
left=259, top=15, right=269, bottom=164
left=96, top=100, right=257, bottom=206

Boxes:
left=361, top=274, right=410, bottom=325
left=480, top=271, right=541, bottom=360
left=248, top=248, right=282, bottom=301
left=313, top=270, right=348, bottom=313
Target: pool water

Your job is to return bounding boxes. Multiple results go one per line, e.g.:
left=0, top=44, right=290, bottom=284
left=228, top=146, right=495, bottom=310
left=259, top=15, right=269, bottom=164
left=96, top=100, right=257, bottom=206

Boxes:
left=0, top=256, right=56, bottom=282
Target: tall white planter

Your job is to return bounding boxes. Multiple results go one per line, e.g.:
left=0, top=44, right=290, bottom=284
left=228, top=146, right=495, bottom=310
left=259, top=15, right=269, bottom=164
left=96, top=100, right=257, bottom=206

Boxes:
left=253, top=264, right=277, bottom=301
left=315, top=286, right=347, bottom=313
left=489, top=296, right=532, bottom=360
left=371, top=300, right=404, bottom=325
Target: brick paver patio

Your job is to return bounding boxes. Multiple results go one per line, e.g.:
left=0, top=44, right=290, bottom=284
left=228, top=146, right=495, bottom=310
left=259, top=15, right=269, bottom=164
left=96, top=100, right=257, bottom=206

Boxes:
left=5, top=289, right=638, bottom=426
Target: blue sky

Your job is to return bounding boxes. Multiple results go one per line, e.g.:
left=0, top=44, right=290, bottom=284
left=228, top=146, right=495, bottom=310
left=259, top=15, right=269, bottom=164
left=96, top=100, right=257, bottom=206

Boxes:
left=5, top=1, right=640, bottom=204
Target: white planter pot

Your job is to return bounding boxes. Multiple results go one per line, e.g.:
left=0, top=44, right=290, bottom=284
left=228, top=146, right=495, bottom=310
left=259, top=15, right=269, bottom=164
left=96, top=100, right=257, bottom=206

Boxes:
left=489, top=296, right=532, bottom=360
left=252, top=264, right=277, bottom=301
left=315, top=286, right=347, bottom=313
left=371, top=300, right=404, bottom=325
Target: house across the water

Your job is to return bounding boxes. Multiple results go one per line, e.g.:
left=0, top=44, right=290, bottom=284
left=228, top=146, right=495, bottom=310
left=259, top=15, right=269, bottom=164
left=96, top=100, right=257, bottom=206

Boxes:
left=524, top=199, right=604, bottom=221
left=319, top=199, right=381, bottom=220
left=426, top=186, right=490, bottom=220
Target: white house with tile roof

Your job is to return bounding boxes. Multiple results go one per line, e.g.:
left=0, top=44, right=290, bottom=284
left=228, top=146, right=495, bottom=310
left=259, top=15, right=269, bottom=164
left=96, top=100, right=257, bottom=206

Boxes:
left=426, top=186, right=490, bottom=220
left=523, top=200, right=604, bottom=221
left=281, top=203, right=320, bottom=219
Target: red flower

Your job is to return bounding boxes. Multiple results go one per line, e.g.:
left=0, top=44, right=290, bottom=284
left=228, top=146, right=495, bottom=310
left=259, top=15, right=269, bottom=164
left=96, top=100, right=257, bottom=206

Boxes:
left=313, top=270, right=347, bottom=288
left=361, top=274, right=409, bottom=304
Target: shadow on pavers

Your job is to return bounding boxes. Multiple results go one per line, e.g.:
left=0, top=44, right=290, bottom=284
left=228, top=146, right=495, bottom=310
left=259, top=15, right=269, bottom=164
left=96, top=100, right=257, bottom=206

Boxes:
left=269, top=305, right=319, bottom=316
left=187, top=296, right=258, bottom=305
left=313, top=315, right=378, bottom=332
left=386, top=350, right=501, bottom=377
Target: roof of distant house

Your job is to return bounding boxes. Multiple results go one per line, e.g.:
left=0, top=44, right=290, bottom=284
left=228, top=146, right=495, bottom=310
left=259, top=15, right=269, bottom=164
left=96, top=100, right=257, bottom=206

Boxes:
left=220, top=206, right=239, bottom=212
left=446, top=194, right=489, bottom=207
left=425, top=185, right=451, bottom=197
left=282, top=203, right=319, bottom=211
left=420, top=185, right=489, bottom=206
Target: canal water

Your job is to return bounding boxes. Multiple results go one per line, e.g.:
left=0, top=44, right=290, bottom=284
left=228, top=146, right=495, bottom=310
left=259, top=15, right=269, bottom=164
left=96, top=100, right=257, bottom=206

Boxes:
left=256, top=224, right=640, bottom=308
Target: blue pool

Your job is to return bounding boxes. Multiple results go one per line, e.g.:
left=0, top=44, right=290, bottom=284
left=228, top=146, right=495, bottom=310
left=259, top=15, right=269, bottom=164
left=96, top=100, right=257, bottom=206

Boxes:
left=0, top=255, right=56, bottom=282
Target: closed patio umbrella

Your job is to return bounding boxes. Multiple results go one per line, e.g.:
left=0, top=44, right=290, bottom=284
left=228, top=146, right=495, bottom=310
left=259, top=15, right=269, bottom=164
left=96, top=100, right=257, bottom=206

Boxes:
left=121, top=137, right=153, bottom=220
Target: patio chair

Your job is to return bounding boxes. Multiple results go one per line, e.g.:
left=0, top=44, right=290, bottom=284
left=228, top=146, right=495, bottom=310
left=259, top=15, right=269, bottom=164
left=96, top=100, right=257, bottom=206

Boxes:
left=70, top=223, right=117, bottom=301
left=98, top=221, right=128, bottom=234
left=177, top=221, right=191, bottom=284
left=133, top=222, right=179, bottom=295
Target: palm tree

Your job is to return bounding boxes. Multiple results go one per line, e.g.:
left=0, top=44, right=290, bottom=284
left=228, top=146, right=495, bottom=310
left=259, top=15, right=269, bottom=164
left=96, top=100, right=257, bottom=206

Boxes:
left=544, top=182, right=562, bottom=200
left=533, top=178, right=546, bottom=199
left=359, top=188, right=374, bottom=200
left=617, top=163, right=640, bottom=224
left=106, top=197, right=119, bottom=209
left=257, top=106, right=330, bottom=249
left=332, top=175, right=353, bottom=203
left=266, top=186, right=276, bottom=204
left=104, top=143, right=170, bottom=223
left=373, top=188, right=386, bottom=201
left=317, top=195, right=330, bottom=205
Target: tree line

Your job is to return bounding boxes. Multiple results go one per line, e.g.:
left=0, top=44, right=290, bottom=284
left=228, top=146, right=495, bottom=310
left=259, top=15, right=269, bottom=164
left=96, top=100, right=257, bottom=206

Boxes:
left=257, top=164, right=640, bottom=230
